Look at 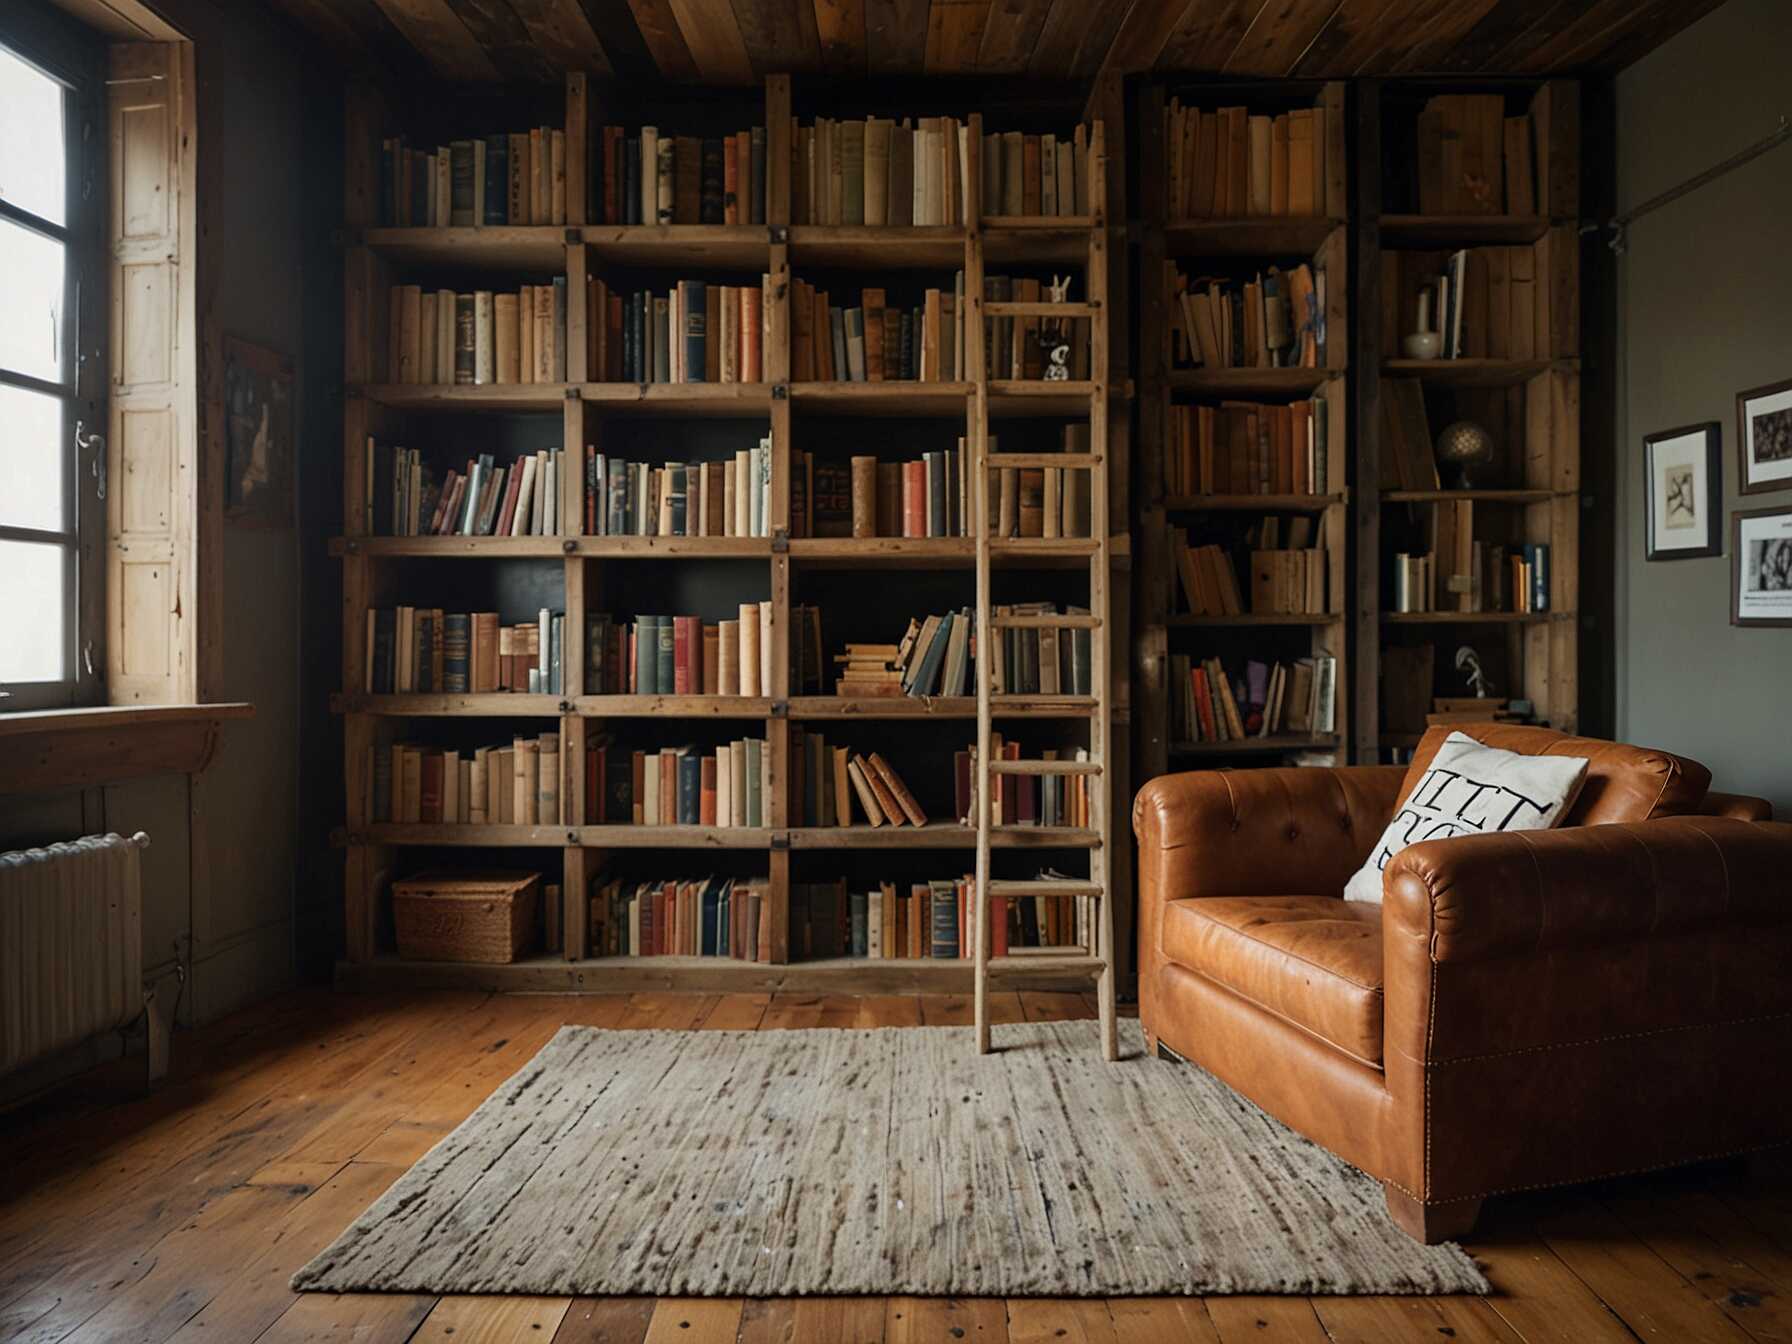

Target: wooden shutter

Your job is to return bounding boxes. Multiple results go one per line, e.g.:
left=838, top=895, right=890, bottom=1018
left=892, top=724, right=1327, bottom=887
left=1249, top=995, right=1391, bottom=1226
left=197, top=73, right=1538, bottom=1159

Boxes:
left=106, top=42, right=196, bottom=704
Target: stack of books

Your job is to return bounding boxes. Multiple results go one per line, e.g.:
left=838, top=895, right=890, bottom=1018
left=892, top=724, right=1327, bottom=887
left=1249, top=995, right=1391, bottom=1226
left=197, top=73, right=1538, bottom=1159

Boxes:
left=386, top=283, right=568, bottom=387
left=792, top=281, right=959, bottom=382
left=365, top=607, right=566, bottom=695
left=588, top=124, right=768, bottom=225
left=1170, top=653, right=1336, bottom=744
left=584, top=276, right=770, bottom=384
left=1168, top=264, right=1323, bottom=370
left=794, top=447, right=985, bottom=539
left=367, top=444, right=568, bottom=538
left=585, top=605, right=775, bottom=697
left=588, top=876, right=773, bottom=960
left=584, top=444, right=771, bottom=537
left=955, top=736, right=1093, bottom=829
left=1168, top=398, right=1330, bottom=496
left=987, top=603, right=1094, bottom=696
left=369, top=731, right=563, bottom=825
left=1173, top=518, right=1331, bottom=617
left=1162, top=102, right=1329, bottom=220
left=379, top=128, right=566, bottom=227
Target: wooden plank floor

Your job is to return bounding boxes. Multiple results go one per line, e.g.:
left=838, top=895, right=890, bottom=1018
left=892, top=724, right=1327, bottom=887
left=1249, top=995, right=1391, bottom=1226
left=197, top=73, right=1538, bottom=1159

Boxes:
left=2, top=987, right=1787, bottom=1343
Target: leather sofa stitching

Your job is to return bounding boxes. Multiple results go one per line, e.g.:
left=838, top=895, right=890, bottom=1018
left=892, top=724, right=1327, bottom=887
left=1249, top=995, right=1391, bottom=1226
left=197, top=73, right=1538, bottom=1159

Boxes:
left=1393, top=1008, right=1792, bottom=1066
left=1405, top=1139, right=1787, bottom=1207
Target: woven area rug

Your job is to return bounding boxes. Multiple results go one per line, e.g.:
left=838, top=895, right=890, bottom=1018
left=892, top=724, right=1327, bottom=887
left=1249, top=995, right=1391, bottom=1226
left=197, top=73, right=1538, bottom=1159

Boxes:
left=293, top=1021, right=1487, bottom=1297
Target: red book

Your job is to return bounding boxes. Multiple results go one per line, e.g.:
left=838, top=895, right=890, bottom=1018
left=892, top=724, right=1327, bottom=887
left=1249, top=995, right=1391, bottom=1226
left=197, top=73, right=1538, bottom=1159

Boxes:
left=1192, top=666, right=1216, bottom=741
left=992, top=895, right=1010, bottom=958
left=604, top=126, right=623, bottom=224
left=1018, top=772, right=1037, bottom=825
left=626, top=628, right=637, bottom=692
left=953, top=749, right=971, bottom=822
left=723, top=135, right=739, bottom=225
left=494, top=463, right=524, bottom=537
left=741, top=284, right=762, bottom=382
left=438, top=473, right=468, bottom=535
left=700, top=754, right=717, bottom=825
left=673, top=616, right=696, bottom=693
left=903, top=460, right=926, bottom=537
left=630, top=750, right=645, bottom=823
left=420, top=751, right=443, bottom=823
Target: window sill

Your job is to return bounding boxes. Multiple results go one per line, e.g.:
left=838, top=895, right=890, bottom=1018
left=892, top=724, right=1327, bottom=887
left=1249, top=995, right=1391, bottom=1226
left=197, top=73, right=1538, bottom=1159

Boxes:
left=0, top=703, right=254, bottom=795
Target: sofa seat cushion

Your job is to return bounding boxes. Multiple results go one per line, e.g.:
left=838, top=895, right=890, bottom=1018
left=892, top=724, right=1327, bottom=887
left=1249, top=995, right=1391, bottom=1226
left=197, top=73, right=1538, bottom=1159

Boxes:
left=1162, top=896, right=1384, bottom=1067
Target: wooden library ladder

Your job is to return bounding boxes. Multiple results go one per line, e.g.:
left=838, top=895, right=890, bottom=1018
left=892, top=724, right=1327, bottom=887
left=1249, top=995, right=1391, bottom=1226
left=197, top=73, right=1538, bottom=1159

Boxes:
left=969, top=120, right=1118, bottom=1061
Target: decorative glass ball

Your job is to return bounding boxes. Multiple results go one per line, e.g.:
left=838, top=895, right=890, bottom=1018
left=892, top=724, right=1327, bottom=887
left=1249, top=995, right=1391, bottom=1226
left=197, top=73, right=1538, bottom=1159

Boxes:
left=1434, top=420, right=1495, bottom=489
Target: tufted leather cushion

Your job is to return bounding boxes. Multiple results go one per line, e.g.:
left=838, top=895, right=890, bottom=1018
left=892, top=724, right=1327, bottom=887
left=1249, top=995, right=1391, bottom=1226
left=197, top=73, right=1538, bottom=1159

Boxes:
left=1162, top=896, right=1384, bottom=1067
left=1398, top=724, right=1710, bottom=826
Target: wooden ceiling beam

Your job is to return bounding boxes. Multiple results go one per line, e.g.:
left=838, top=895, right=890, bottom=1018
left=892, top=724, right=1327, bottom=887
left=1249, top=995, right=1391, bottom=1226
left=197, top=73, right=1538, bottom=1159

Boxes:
left=1152, top=0, right=1257, bottom=76
left=808, top=0, right=859, bottom=74
left=503, top=0, right=613, bottom=75
left=574, top=0, right=660, bottom=79
left=926, top=0, right=993, bottom=75
left=624, top=0, right=701, bottom=80
left=1593, top=0, right=1728, bottom=71
left=865, top=0, right=929, bottom=74
left=1387, top=0, right=1502, bottom=73
left=1099, top=0, right=1197, bottom=79
left=1222, top=0, right=1350, bottom=76
left=976, top=0, right=1052, bottom=74
left=442, top=0, right=561, bottom=81
left=665, top=0, right=756, bottom=83
left=368, top=0, right=503, bottom=80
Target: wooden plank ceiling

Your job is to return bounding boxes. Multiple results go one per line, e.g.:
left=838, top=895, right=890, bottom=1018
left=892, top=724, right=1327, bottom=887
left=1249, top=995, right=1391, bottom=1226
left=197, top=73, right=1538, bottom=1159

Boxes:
left=264, top=0, right=1728, bottom=84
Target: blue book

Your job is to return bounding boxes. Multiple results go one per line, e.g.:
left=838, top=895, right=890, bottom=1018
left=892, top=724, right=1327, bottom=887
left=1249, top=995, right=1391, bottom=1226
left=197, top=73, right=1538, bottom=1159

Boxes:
left=701, top=877, right=722, bottom=956
left=483, top=134, right=508, bottom=224
left=1527, top=543, right=1549, bottom=612
left=677, top=749, right=700, bottom=823
left=678, top=280, right=706, bottom=382
left=635, top=615, right=660, bottom=693
left=930, top=881, right=959, bottom=960
left=655, top=618, right=675, bottom=693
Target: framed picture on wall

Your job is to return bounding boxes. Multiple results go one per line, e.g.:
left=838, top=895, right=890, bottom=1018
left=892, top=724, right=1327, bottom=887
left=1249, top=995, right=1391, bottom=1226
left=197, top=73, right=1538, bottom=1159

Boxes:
left=1737, top=377, right=1792, bottom=495
left=1643, top=422, right=1721, bottom=560
left=1732, top=506, right=1792, bottom=626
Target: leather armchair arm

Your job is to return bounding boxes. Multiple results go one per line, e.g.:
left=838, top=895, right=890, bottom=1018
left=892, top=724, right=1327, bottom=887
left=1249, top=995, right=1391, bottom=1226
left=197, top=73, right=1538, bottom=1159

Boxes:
left=1383, top=817, right=1792, bottom=1065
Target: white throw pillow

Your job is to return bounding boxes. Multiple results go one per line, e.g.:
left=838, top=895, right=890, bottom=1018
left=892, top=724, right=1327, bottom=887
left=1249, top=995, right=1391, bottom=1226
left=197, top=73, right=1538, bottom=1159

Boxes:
left=1343, top=731, right=1590, bottom=904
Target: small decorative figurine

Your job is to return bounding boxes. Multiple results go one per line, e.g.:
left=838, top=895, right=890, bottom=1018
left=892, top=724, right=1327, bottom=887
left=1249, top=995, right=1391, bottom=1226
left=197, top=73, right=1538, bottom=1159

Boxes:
left=1455, top=645, right=1494, bottom=699
left=1043, top=274, right=1073, bottom=380
left=1435, top=420, right=1496, bottom=489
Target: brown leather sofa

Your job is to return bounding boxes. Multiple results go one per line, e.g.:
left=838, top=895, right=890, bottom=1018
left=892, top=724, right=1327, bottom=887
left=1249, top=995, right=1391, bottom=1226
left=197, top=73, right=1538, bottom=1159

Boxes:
left=1132, top=723, right=1791, bottom=1243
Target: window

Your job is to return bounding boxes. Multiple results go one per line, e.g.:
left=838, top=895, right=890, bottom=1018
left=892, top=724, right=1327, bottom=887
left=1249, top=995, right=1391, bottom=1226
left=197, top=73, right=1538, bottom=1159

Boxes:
left=0, top=5, right=104, bottom=711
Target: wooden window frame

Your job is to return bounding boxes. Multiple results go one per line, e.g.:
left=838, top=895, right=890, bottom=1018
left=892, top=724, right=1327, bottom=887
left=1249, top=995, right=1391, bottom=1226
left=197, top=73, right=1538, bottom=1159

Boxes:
left=0, top=0, right=107, bottom=712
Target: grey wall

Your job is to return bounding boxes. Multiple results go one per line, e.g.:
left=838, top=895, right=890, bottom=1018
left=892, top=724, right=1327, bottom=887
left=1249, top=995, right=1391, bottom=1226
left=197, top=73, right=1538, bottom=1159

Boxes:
left=1615, top=0, right=1792, bottom=815
left=1, top=0, right=341, bottom=1096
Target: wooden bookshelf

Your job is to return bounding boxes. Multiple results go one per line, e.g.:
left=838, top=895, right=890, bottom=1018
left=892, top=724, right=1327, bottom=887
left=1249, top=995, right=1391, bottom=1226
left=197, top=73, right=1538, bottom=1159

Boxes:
left=1357, top=80, right=1582, bottom=761
left=337, top=74, right=1128, bottom=1001
left=1135, top=79, right=1352, bottom=789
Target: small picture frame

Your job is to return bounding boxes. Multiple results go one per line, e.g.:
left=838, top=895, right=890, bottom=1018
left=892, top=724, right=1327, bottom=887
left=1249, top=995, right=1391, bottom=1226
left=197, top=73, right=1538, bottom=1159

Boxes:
left=1732, top=505, right=1792, bottom=627
left=1643, top=422, right=1721, bottom=560
left=1737, top=377, right=1792, bottom=495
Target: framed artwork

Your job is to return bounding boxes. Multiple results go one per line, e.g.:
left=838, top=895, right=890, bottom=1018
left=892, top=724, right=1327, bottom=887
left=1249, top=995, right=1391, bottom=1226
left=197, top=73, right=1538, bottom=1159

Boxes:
left=1643, top=422, right=1721, bottom=560
left=1737, top=377, right=1792, bottom=495
left=223, top=336, right=294, bottom=529
left=1732, top=506, right=1792, bottom=627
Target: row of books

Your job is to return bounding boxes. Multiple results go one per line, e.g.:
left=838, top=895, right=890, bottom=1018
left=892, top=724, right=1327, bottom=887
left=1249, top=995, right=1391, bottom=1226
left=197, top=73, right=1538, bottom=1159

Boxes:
left=584, top=445, right=771, bottom=537
left=1168, top=397, right=1331, bottom=498
left=586, top=605, right=775, bottom=698
left=1416, top=95, right=1536, bottom=216
left=787, top=732, right=928, bottom=828
left=1171, top=653, right=1338, bottom=744
left=955, top=738, right=1095, bottom=829
left=365, top=608, right=565, bottom=696
left=838, top=609, right=973, bottom=698
left=386, top=284, right=568, bottom=387
left=618, top=739, right=771, bottom=827
left=588, top=876, right=774, bottom=960
left=1169, top=263, right=1323, bottom=370
left=378, top=129, right=566, bottom=229
left=590, top=126, right=767, bottom=226
left=369, top=733, right=564, bottom=825
left=1174, top=516, right=1333, bottom=617
left=792, top=876, right=1092, bottom=961
left=1163, top=102, right=1330, bottom=221
left=369, top=445, right=568, bottom=538
left=988, top=603, right=1095, bottom=697
left=791, top=276, right=1092, bottom=384
left=1392, top=246, right=1545, bottom=362
left=586, top=275, right=768, bottom=385
left=1392, top=542, right=1549, bottom=613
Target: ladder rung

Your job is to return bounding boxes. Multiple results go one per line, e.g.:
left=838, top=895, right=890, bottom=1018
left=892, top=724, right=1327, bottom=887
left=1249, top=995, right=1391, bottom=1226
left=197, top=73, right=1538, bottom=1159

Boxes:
left=988, top=759, right=1101, bottom=776
left=987, top=879, right=1102, bottom=897
left=983, top=301, right=1099, bottom=318
left=988, top=694, right=1097, bottom=713
left=987, top=954, right=1106, bottom=978
left=990, top=613, right=1101, bottom=629
left=986, top=452, right=1101, bottom=469
left=989, top=826, right=1102, bottom=847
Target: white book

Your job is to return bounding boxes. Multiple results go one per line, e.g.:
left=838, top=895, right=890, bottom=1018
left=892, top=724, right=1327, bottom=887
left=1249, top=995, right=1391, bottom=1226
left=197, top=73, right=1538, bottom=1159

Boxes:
left=730, top=740, right=748, bottom=827
left=473, top=290, right=495, bottom=384
left=734, top=449, right=752, bottom=537
left=757, top=437, right=772, bottom=537
left=533, top=450, right=549, bottom=535
left=715, top=744, right=733, bottom=829
left=537, top=606, right=550, bottom=686
left=867, top=889, right=883, bottom=958
left=510, top=454, right=538, bottom=536
left=642, top=753, right=660, bottom=826
left=758, top=600, right=772, bottom=700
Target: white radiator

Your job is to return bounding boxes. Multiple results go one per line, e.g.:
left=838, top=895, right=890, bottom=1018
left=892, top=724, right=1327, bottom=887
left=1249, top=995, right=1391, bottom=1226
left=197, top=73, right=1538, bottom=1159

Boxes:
left=0, top=832, right=147, bottom=1075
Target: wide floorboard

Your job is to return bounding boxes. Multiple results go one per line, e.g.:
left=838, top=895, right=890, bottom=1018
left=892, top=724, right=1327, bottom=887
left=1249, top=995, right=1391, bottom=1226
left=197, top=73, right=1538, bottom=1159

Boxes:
left=1, top=987, right=1786, bottom=1343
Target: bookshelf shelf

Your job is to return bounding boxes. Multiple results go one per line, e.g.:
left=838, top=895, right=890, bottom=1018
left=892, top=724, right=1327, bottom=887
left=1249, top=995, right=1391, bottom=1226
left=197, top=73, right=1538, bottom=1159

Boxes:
left=1166, top=492, right=1344, bottom=512
left=1380, top=358, right=1557, bottom=387
left=1169, top=734, right=1340, bottom=757
left=1379, top=214, right=1552, bottom=246
left=338, top=75, right=1130, bottom=1002
left=1167, top=613, right=1344, bottom=628
left=1168, top=368, right=1337, bottom=397
left=1381, top=611, right=1565, bottom=625
left=1164, top=217, right=1342, bottom=257
left=1381, top=489, right=1560, bottom=504
left=336, top=953, right=1102, bottom=996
